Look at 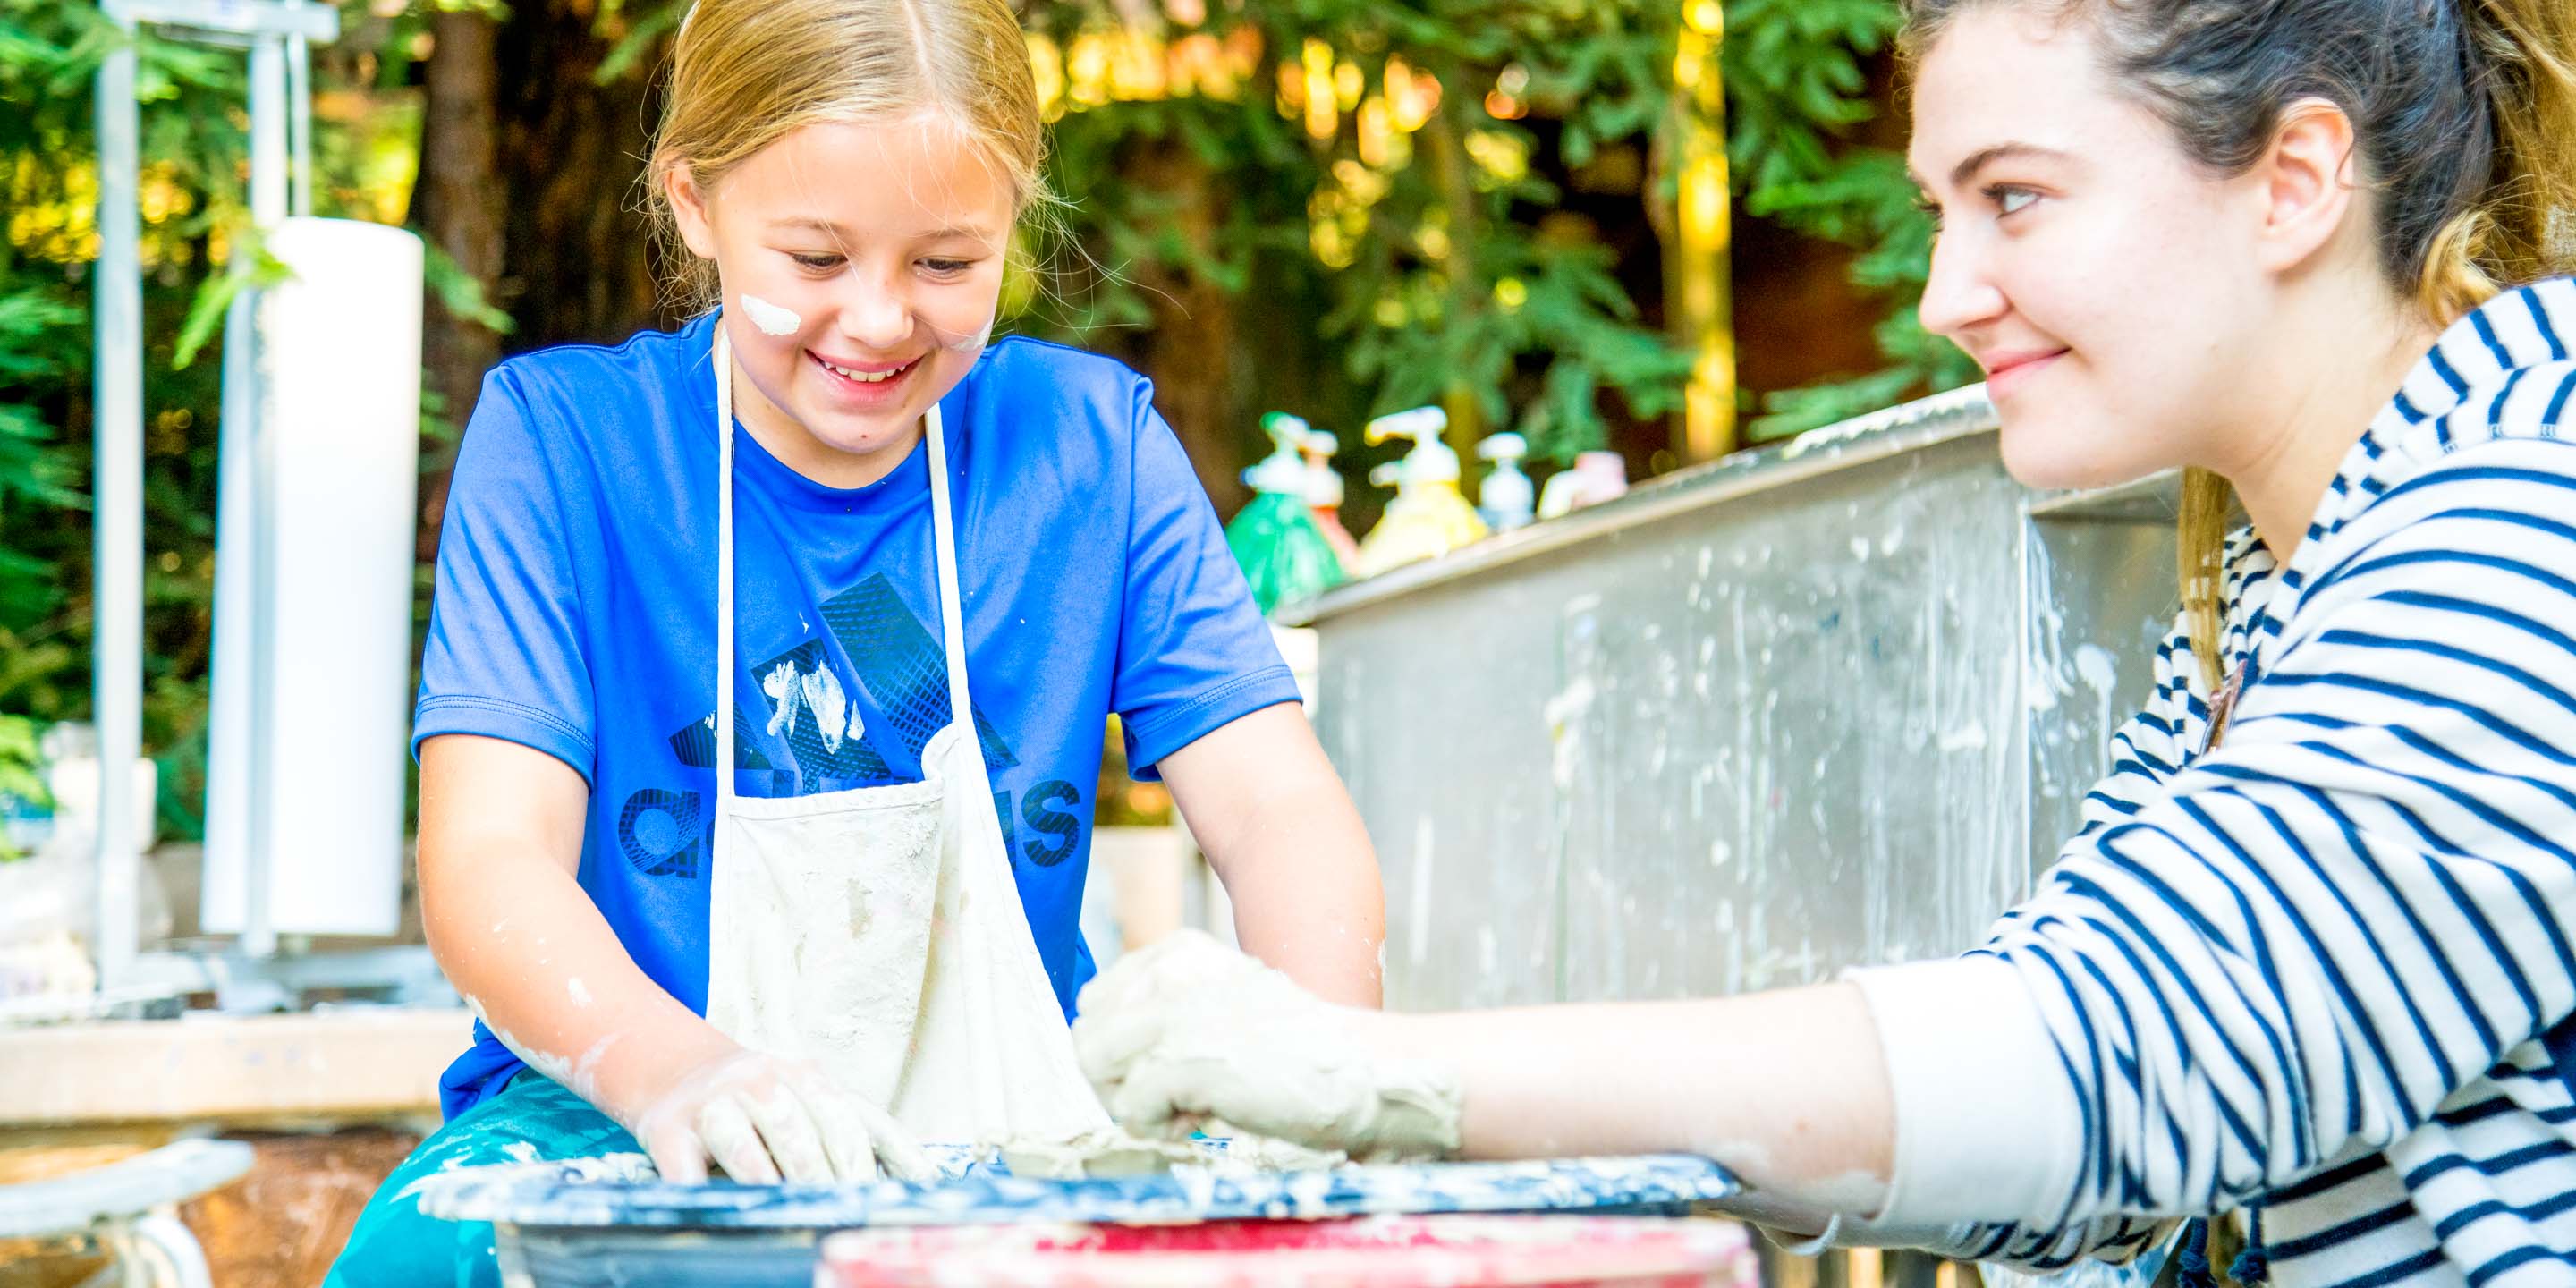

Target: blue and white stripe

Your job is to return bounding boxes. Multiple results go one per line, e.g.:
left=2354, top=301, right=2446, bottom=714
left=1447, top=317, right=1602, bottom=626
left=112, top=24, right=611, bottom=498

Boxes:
left=1862, top=277, right=2576, bottom=1287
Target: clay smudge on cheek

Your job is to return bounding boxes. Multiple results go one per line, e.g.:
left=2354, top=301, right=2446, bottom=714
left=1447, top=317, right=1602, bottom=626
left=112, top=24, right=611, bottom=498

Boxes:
left=741, top=293, right=803, bottom=336
left=942, top=315, right=994, bottom=354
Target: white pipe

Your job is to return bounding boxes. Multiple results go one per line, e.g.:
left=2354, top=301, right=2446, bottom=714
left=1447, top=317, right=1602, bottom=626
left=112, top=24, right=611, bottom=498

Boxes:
left=91, top=15, right=143, bottom=995
left=240, top=34, right=289, bottom=961
left=285, top=0, right=312, bottom=217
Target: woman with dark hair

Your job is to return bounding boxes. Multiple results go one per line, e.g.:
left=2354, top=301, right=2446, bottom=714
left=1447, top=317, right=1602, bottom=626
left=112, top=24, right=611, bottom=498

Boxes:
left=1073, top=2, right=2576, bottom=1284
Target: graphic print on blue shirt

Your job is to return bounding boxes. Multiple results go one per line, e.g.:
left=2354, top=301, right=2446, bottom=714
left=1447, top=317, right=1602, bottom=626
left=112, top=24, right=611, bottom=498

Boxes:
left=412, top=313, right=1300, bottom=1118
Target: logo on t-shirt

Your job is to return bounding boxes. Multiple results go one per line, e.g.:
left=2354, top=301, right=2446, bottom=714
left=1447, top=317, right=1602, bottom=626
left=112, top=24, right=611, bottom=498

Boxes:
left=613, top=572, right=1085, bottom=880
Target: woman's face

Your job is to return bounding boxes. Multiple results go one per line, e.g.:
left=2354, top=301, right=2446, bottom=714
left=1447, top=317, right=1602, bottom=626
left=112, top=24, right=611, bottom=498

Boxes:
left=671, top=110, right=1013, bottom=476
left=1908, top=8, right=2274, bottom=491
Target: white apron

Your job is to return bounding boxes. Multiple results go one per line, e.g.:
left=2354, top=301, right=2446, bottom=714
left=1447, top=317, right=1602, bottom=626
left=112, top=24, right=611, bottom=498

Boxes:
left=700, top=323, right=1110, bottom=1145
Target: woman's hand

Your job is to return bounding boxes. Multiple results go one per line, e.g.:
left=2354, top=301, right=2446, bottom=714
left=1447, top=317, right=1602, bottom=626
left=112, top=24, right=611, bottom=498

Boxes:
left=1072, top=930, right=1462, bottom=1160
left=623, top=1040, right=936, bottom=1185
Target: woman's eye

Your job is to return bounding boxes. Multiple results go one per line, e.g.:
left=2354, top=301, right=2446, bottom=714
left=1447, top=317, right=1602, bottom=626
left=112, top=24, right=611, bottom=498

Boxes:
left=1912, top=194, right=1944, bottom=230
left=789, top=252, right=843, bottom=272
left=1991, top=186, right=2038, bottom=216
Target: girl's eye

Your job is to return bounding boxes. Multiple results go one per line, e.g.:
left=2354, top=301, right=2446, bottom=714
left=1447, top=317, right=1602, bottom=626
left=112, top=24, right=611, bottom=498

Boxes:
left=789, top=252, right=843, bottom=272
left=920, top=258, right=974, bottom=277
left=1990, top=186, right=2039, bottom=217
left=1912, top=194, right=1944, bottom=230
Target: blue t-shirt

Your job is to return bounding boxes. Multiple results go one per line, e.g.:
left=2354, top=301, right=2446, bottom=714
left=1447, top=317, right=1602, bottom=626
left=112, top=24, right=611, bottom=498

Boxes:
left=415, top=314, right=1297, bottom=1117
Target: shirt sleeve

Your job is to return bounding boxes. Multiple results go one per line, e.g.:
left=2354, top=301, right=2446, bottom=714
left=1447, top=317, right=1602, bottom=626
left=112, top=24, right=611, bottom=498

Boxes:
left=412, top=367, right=599, bottom=783
left=1857, top=439, right=2576, bottom=1265
left=1109, top=379, right=1301, bottom=779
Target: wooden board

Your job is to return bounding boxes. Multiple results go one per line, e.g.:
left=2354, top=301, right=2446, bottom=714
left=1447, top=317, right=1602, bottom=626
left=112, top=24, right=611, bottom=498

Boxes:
left=0, top=1010, right=464, bottom=1128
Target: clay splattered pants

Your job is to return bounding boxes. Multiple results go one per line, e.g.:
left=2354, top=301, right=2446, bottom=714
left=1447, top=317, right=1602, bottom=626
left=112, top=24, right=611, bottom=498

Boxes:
left=326, top=1074, right=635, bottom=1288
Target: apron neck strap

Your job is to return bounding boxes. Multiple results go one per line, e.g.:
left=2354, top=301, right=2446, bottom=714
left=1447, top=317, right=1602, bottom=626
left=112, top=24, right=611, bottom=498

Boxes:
left=923, top=402, right=970, bottom=735
left=711, top=318, right=972, bottom=810
left=715, top=324, right=738, bottom=811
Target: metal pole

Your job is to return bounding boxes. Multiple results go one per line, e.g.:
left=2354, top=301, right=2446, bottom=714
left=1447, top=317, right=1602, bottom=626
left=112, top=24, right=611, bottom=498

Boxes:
left=285, top=0, right=313, bottom=216
left=236, top=32, right=290, bottom=963
left=91, top=8, right=144, bottom=994
left=249, top=36, right=288, bottom=226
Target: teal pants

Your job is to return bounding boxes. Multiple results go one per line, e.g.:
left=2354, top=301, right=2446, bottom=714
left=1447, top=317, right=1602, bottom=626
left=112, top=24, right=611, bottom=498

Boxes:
left=326, top=1074, right=638, bottom=1287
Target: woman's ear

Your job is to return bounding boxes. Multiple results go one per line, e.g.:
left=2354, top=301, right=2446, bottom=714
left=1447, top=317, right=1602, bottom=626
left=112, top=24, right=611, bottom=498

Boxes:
left=2251, top=97, right=2363, bottom=275
left=665, top=165, right=721, bottom=260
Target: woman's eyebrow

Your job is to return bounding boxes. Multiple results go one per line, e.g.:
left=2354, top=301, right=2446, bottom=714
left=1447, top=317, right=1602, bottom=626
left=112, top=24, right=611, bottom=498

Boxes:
left=1944, top=140, right=2072, bottom=189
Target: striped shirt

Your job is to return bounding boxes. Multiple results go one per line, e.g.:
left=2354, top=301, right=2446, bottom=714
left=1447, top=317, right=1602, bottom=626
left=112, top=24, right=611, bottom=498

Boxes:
left=1851, top=276, right=2576, bottom=1287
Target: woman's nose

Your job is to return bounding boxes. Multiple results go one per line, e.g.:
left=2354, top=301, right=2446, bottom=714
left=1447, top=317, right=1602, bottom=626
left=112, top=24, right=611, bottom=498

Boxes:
left=1916, top=226, right=2008, bottom=343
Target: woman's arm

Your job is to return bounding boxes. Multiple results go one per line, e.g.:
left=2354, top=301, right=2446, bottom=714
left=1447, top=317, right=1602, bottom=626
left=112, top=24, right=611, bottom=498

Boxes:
left=1155, top=703, right=1385, bottom=1007
left=1072, top=928, right=1896, bottom=1215
left=1392, top=987, right=1898, bottom=1211
left=419, top=733, right=928, bottom=1182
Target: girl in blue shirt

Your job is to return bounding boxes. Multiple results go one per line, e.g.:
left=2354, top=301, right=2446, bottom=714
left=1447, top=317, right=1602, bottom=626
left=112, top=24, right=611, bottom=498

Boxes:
left=329, top=0, right=1384, bottom=1279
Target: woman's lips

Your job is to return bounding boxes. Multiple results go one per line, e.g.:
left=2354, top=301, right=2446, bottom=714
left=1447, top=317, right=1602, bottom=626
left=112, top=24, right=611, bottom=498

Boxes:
left=1983, top=348, right=2067, bottom=402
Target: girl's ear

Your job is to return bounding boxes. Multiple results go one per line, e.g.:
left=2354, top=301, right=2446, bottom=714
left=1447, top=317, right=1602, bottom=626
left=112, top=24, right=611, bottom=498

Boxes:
left=2250, top=97, right=2362, bottom=276
left=666, top=165, right=721, bottom=260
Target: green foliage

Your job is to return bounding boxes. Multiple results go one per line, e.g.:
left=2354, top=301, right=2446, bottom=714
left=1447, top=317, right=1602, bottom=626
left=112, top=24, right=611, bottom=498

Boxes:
left=0, top=713, right=46, bottom=861
left=1011, top=0, right=1963, bottom=458
left=1003, top=0, right=1700, bottom=463
left=420, top=237, right=516, bottom=335
left=172, top=238, right=294, bottom=369
left=0, top=0, right=462, bottom=838
left=1, top=0, right=1963, bottom=849
left=1725, top=5, right=1980, bottom=440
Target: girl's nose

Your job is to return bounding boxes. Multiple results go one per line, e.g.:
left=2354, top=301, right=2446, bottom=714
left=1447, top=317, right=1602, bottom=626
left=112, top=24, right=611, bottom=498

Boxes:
left=832, top=271, right=912, bottom=352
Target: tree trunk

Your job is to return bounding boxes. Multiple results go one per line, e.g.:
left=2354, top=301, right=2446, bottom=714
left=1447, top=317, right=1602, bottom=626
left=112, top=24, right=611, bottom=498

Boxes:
left=414, top=5, right=504, bottom=556
left=1115, top=137, right=1245, bottom=517
left=494, top=0, right=665, bottom=353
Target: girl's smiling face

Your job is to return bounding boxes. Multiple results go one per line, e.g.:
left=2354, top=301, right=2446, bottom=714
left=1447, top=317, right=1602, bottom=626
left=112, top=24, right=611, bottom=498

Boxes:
left=668, top=110, right=1013, bottom=487
left=1906, top=7, right=2272, bottom=492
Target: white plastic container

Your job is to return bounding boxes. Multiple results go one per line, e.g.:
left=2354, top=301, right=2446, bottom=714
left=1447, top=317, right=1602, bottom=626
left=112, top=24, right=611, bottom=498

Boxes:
left=201, top=217, right=423, bottom=939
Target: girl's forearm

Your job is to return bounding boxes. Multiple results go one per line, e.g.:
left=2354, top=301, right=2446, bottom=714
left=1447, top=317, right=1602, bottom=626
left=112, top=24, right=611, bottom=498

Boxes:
left=417, top=736, right=729, bottom=1123
left=421, top=836, right=727, bottom=1120
left=1215, top=791, right=1385, bottom=1009
left=1164, top=704, right=1387, bottom=1008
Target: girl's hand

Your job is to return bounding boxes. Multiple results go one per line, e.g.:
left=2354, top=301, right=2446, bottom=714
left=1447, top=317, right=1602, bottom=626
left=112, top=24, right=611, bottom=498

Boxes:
left=624, top=1041, right=936, bottom=1185
left=1072, top=930, right=1462, bottom=1161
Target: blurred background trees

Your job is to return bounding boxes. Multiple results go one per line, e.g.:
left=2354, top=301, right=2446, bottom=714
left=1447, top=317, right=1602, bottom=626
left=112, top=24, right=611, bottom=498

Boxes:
left=0, top=0, right=1975, bottom=837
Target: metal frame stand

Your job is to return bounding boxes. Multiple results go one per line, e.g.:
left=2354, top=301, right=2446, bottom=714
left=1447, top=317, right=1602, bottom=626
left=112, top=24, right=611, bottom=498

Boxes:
left=91, top=0, right=450, bottom=1013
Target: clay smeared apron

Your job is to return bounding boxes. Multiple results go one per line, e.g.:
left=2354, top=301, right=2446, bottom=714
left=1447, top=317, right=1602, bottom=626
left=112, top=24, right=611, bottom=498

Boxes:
left=700, top=322, right=1110, bottom=1144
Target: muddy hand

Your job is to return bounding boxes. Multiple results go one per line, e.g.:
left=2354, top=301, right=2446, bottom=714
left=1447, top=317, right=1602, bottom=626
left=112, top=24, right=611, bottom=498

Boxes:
left=1072, top=929, right=1462, bottom=1161
left=628, top=1044, right=936, bottom=1185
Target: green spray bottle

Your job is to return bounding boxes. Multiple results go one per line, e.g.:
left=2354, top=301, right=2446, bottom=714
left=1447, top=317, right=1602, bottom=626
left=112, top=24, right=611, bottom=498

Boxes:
left=1224, top=412, right=1351, bottom=614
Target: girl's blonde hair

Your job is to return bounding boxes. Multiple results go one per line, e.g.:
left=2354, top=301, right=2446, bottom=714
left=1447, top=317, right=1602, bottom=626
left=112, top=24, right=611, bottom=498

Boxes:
left=641, top=0, right=1050, bottom=313
left=1903, top=0, right=2576, bottom=689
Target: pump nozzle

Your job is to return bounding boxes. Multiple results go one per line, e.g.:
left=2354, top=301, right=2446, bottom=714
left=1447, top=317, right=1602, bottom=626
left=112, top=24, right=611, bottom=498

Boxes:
left=1475, top=432, right=1536, bottom=532
left=1364, top=405, right=1448, bottom=449
left=1298, top=428, right=1346, bottom=511
left=1261, top=411, right=1311, bottom=454
left=1362, top=405, right=1461, bottom=486
left=1242, top=411, right=1314, bottom=496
